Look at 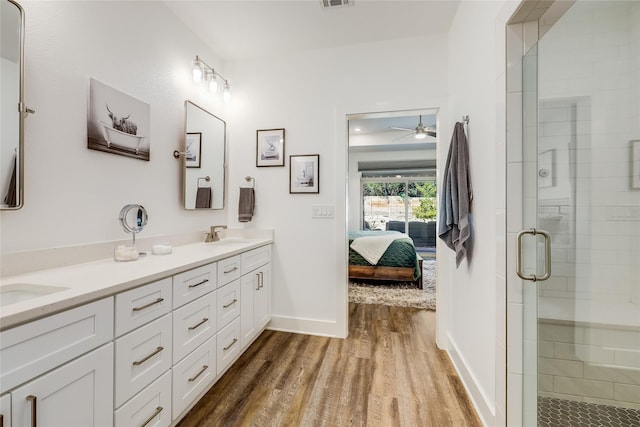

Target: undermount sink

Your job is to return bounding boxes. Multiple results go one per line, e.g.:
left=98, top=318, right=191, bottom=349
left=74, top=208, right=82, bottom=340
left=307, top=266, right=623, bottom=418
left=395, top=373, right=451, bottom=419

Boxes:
left=0, top=284, right=69, bottom=307
left=209, top=237, right=251, bottom=246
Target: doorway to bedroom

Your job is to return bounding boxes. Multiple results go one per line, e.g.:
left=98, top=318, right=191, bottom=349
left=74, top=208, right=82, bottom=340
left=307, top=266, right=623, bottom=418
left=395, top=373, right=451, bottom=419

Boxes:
left=347, top=108, right=438, bottom=310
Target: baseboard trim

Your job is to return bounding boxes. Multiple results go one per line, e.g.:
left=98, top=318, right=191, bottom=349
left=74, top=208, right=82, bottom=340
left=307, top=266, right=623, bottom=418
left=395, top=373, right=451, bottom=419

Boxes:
left=267, top=315, right=338, bottom=338
left=447, top=334, right=495, bottom=427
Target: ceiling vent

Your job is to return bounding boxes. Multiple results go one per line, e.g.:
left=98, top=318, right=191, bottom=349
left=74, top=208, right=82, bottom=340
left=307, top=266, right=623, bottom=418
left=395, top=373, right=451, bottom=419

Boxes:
left=320, top=0, right=352, bottom=9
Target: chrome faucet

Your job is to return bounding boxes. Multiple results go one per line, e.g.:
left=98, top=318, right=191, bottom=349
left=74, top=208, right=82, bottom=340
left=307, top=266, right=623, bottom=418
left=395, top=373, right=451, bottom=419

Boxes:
left=205, top=225, right=227, bottom=242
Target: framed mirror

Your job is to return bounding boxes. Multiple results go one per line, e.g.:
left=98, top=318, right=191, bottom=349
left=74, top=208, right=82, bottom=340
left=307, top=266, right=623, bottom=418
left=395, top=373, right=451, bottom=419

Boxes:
left=1, top=0, right=25, bottom=210
left=183, top=101, right=226, bottom=210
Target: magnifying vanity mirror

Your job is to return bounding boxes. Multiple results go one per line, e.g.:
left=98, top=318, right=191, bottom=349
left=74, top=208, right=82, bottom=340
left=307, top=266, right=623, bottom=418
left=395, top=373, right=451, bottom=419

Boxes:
left=1, top=0, right=28, bottom=210
left=182, top=101, right=226, bottom=210
left=119, top=203, right=148, bottom=236
left=115, top=204, right=148, bottom=262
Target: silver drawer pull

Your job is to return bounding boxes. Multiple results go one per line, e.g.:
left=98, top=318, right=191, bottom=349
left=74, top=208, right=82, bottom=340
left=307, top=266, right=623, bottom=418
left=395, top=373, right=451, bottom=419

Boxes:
left=188, top=365, right=208, bottom=382
left=259, top=271, right=264, bottom=289
left=132, top=297, right=164, bottom=312
left=255, top=273, right=260, bottom=290
left=188, top=318, right=209, bottom=331
left=133, top=346, right=164, bottom=366
left=223, top=299, right=238, bottom=309
left=188, top=279, right=209, bottom=289
left=140, top=406, right=163, bottom=427
left=26, top=395, right=37, bottom=427
left=224, top=338, right=238, bottom=351
left=224, top=266, right=238, bottom=274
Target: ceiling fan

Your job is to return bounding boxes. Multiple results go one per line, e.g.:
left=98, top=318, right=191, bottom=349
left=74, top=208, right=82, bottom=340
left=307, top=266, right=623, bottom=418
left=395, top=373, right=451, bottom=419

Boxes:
left=389, top=115, right=437, bottom=142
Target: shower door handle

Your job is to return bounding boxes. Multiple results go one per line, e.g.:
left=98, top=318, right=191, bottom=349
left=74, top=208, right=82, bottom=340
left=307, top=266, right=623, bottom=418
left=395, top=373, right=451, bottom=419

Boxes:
left=516, top=228, right=551, bottom=282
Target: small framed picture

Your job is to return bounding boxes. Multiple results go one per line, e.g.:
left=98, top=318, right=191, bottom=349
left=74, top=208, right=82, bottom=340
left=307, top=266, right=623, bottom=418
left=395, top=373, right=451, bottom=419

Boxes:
left=290, top=154, right=319, bottom=194
left=186, top=132, right=202, bottom=168
left=632, top=140, right=640, bottom=189
left=256, top=128, right=285, bottom=167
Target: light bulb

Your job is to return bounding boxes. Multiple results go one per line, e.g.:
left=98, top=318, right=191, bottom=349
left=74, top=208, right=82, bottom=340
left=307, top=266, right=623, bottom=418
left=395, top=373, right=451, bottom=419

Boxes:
left=223, top=82, right=231, bottom=102
left=192, top=59, right=203, bottom=82
left=209, top=75, right=218, bottom=92
left=415, top=132, right=427, bottom=139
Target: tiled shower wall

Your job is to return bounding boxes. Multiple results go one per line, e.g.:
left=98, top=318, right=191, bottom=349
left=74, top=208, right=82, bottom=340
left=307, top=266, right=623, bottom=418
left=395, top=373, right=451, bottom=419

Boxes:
left=537, top=1, right=640, bottom=306
left=538, top=320, right=640, bottom=409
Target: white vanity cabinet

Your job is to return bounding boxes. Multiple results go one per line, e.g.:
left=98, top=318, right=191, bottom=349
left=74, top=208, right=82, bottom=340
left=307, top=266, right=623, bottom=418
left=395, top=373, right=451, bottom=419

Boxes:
left=0, top=239, right=273, bottom=427
left=240, top=246, right=272, bottom=350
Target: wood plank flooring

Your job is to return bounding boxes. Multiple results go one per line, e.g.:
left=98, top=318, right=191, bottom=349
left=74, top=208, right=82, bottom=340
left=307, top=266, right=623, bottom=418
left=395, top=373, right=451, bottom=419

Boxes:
left=177, top=304, right=482, bottom=427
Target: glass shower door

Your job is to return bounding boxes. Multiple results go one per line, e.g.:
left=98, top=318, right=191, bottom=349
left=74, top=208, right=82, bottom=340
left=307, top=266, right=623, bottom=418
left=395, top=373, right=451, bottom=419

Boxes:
left=521, top=1, right=640, bottom=426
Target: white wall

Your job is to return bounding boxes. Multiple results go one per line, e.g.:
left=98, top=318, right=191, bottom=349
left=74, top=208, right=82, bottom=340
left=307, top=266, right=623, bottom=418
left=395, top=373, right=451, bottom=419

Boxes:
left=446, top=1, right=520, bottom=426
left=224, top=33, right=449, bottom=337
left=0, top=1, right=228, bottom=253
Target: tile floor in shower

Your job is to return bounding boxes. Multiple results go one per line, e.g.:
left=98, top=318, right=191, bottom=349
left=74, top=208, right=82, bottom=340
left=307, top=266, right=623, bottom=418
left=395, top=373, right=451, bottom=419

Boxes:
left=538, top=396, right=640, bottom=427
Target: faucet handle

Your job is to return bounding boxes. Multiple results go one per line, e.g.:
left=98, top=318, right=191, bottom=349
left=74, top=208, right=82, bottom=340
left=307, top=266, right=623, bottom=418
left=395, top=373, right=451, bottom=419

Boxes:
left=205, top=225, right=228, bottom=243
left=212, top=225, right=227, bottom=241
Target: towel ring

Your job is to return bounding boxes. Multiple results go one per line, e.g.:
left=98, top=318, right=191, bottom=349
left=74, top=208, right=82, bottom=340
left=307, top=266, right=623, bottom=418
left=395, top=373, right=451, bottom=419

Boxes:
left=198, top=176, right=211, bottom=187
left=245, top=176, right=255, bottom=189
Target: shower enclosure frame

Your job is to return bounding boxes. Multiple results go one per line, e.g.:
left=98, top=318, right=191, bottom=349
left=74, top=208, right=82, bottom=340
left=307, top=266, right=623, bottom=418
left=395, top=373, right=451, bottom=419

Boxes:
left=506, top=1, right=640, bottom=425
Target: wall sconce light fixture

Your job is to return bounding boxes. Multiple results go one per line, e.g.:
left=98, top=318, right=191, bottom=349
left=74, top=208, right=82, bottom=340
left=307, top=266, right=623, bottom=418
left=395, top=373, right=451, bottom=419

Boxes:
left=192, top=55, right=230, bottom=102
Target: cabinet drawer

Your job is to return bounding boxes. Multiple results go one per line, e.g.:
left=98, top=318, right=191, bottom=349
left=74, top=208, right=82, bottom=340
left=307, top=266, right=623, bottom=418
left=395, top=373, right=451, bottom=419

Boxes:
left=172, top=291, right=217, bottom=363
left=0, top=297, right=113, bottom=393
left=217, top=317, right=241, bottom=376
left=115, top=370, right=171, bottom=427
left=217, top=255, right=241, bottom=287
left=173, top=263, right=217, bottom=309
left=172, top=336, right=217, bottom=418
left=217, top=280, right=241, bottom=331
left=115, top=314, right=172, bottom=408
left=115, top=278, right=172, bottom=337
left=241, top=245, right=271, bottom=274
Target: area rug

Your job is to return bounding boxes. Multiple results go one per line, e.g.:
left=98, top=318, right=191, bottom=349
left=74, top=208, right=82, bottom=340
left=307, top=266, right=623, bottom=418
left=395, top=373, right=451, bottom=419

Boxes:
left=349, top=259, right=436, bottom=310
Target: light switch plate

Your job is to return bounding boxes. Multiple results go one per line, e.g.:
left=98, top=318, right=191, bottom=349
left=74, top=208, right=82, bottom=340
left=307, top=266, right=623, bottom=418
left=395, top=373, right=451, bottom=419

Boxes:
left=312, top=205, right=334, bottom=218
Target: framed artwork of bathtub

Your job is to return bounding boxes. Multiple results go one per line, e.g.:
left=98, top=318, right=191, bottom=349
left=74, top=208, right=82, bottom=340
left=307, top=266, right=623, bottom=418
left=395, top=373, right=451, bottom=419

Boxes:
left=632, top=140, right=640, bottom=189
left=87, top=78, right=151, bottom=161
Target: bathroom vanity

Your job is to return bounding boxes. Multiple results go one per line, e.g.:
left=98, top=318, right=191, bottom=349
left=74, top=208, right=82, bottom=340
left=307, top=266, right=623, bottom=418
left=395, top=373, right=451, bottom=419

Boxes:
left=0, top=234, right=272, bottom=426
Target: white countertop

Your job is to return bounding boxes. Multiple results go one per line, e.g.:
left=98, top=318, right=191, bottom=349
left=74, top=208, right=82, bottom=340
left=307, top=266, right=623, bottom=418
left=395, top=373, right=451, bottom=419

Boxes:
left=0, top=237, right=272, bottom=331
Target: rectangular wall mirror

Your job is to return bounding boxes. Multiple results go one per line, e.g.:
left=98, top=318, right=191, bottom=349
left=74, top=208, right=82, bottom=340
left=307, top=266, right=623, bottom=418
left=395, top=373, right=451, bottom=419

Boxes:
left=1, top=0, right=25, bottom=210
left=183, top=101, right=226, bottom=210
